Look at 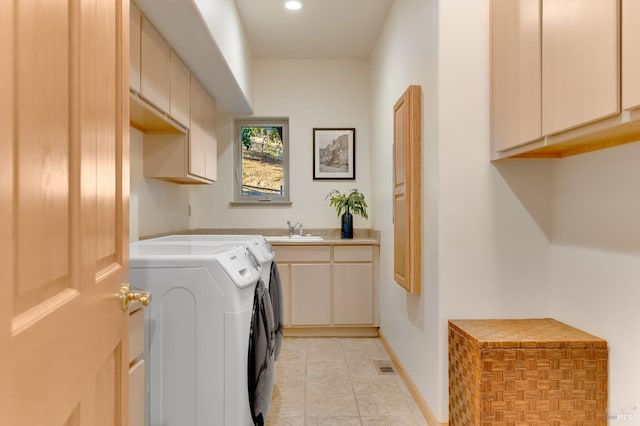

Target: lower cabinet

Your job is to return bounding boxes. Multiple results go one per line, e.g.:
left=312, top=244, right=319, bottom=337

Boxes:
left=290, top=264, right=331, bottom=325
left=333, top=263, right=373, bottom=325
left=273, top=244, right=378, bottom=336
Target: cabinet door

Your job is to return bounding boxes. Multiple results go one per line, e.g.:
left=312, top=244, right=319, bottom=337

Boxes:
left=189, top=77, right=207, bottom=179
left=140, top=16, right=170, bottom=112
left=623, top=0, right=640, bottom=110
left=169, top=51, right=190, bottom=127
left=203, top=92, right=217, bottom=181
left=491, top=0, right=541, bottom=152
left=130, top=2, right=141, bottom=92
left=393, top=86, right=421, bottom=294
left=333, top=264, right=373, bottom=325
left=542, top=0, right=619, bottom=135
left=290, top=264, right=331, bottom=325
left=277, top=263, right=291, bottom=326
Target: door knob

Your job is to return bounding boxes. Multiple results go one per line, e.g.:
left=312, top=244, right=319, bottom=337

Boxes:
left=120, top=283, right=151, bottom=311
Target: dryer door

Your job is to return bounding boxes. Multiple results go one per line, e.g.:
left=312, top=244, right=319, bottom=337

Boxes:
left=269, top=262, right=284, bottom=360
left=247, top=280, right=275, bottom=426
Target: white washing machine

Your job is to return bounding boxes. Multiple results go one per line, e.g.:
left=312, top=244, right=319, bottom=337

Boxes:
left=144, top=235, right=274, bottom=286
left=129, top=242, right=276, bottom=426
left=139, top=234, right=284, bottom=359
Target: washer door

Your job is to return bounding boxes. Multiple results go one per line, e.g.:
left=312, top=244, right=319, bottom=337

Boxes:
left=247, top=280, right=275, bottom=426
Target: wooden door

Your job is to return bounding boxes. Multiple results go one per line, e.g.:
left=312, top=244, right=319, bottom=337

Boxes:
left=1, top=2, right=13, bottom=425
left=5, top=0, right=130, bottom=425
left=393, top=85, right=421, bottom=294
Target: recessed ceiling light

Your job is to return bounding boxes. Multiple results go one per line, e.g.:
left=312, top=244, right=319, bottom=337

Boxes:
left=284, top=0, right=303, bottom=11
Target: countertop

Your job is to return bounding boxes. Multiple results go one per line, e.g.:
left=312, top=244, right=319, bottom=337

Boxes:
left=142, top=228, right=380, bottom=246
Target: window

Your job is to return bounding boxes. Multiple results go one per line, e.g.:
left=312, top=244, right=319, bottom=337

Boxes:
left=234, top=118, right=290, bottom=204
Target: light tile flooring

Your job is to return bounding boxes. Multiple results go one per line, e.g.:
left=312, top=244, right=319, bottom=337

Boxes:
left=266, top=337, right=428, bottom=426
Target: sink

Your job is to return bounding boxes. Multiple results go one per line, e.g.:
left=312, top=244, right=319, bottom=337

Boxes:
left=265, top=235, right=324, bottom=242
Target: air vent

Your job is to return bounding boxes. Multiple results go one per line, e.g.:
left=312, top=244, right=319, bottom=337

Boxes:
left=374, top=360, right=396, bottom=375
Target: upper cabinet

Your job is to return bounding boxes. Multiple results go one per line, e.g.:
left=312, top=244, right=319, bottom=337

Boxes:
left=542, top=0, right=618, bottom=135
left=140, top=17, right=170, bottom=113
left=491, top=0, right=640, bottom=159
left=623, top=0, right=640, bottom=111
left=169, top=51, right=190, bottom=128
left=130, top=3, right=141, bottom=93
left=130, top=6, right=217, bottom=184
left=491, top=0, right=542, bottom=152
left=189, top=77, right=217, bottom=182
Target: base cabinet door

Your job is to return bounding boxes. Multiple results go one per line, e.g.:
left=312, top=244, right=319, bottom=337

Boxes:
left=333, top=264, right=373, bottom=325
left=277, top=263, right=291, bottom=326
left=290, top=264, right=331, bottom=325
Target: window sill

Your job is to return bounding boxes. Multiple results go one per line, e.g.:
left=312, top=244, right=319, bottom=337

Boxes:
left=229, top=200, right=293, bottom=207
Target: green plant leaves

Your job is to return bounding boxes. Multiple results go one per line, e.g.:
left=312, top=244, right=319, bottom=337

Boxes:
left=326, top=189, right=368, bottom=220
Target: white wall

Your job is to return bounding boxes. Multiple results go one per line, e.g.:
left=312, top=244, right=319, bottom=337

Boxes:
left=549, top=143, right=640, bottom=418
left=189, top=59, right=371, bottom=229
left=130, top=128, right=190, bottom=240
left=370, top=0, right=552, bottom=421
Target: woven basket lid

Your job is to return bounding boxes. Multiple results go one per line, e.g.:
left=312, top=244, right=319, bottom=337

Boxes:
left=449, top=318, right=607, bottom=349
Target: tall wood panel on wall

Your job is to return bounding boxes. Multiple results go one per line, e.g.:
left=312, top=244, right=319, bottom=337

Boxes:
left=393, top=85, right=422, bottom=294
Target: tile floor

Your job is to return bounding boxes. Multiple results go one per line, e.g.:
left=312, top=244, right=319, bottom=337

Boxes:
left=266, top=337, right=429, bottom=426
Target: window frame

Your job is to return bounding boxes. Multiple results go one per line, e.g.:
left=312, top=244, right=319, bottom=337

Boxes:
left=232, top=118, right=291, bottom=205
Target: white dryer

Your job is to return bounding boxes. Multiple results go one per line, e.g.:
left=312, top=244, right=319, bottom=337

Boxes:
left=140, top=234, right=284, bottom=359
left=129, top=242, right=276, bottom=426
left=145, top=235, right=274, bottom=286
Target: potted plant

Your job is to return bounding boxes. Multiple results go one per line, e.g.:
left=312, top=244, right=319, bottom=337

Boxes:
left=326, top=189, right=368, bottom=238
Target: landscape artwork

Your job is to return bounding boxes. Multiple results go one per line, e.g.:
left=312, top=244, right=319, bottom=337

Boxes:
left=313, top=128, right=356, bottom=180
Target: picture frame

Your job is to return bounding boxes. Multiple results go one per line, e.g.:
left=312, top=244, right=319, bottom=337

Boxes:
left=313, top=128, right=356, bottom=180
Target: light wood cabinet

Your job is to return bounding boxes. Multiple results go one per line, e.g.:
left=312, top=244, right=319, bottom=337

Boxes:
left=277, top=263, right=291, bottom=325
left=491, top=0, right=541, bottom=152
left=131, top=9, right=217, bottom=184
left=333, top=245, right=375, bottom=325
left=273, top=244, right=378, bottom=336
left=130, top=2, right=141, bottom=93
left=542, top=0, right=618, bottom=135
left=169, top=51, right=190, bottom=127
left=290, top=264, right=331, bottom=325
left=189, top=77, right=217, bottom=181
left=393, top=86, right=421, bottom=294
left=142, top=86, right=217, bottom=182
left=623, top=0, right=640, bottom=111
left=492, top=0, right=640, bottom=159
left=140, top=17, right=170, bottom=112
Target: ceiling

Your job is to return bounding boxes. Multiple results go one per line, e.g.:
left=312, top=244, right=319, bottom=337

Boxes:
left=233, top=0, right=394, bottom=60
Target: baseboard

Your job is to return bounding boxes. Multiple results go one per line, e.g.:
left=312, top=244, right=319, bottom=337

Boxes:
left=283, top=326, right=379, bottom=337
left=378, top=331, right=448, bottom=426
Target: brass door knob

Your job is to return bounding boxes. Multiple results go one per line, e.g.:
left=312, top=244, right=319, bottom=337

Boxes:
left=120, top=283, right=151, bottom=311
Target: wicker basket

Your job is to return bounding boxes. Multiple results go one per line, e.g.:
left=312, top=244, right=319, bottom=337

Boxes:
left=448, top=318, right=608, bottom=425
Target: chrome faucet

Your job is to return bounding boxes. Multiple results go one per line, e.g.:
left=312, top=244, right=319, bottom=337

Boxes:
left=287, top=220, right=302, bottom=237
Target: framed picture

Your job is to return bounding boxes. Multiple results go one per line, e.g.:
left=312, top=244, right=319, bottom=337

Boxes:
left=313, top=128, right=356, bottom=180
